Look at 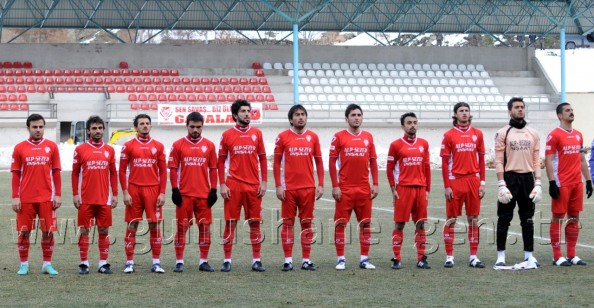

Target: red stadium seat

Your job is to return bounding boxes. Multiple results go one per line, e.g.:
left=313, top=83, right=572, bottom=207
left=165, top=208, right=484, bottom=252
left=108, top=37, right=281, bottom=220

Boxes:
left=255, top=94, right=265, bottom=102
left=116, top=85, right=126, bottom=93
left=262, top=86, right=271, bottom=93
left=249, top=78, right=259, bottom=85
left=220, top=77, right=229, bottom=85
left=5, top=77, right=15, bottom=84
left=24, top=69, right=33, bottom=76
left=181, top=77, right=191, bottom=85
left=103, top=77, right=113, bottom=84
left=64, top=77, right=73, bottom=85
left=4, top=70, right=14, bottom=77
left=213, top=86, right=223, bottom=93
left=165, top=86, right=174, bottom=93
left=135, top=85, right=144, bottom=92
left=197, top=94, right=207, bottom=102
left=265, top=94, right=275, bottom=102
left=0, top=103, right=7, bottom=110
left=155, top=85, right=164, bottom=93
left=223, top=86, right=233, bottom=93
left=0, top=77, right=4, bottom=84
left=121, top=69, right=131, bottom=76
left=226, top=94, right=236, bottom=102
left=242, top=86, right=252, bottom=93
left=258, top=77, right=268, bottom=85
left=18, top=94, right=27, bottom=101
left=210, top=77, right=220, bottom=85
left=130, top=103, right=139, bottom=110
left=170, top=69, right=179, bottom=76
left=148, top=94, right=158, bottom=101
left=194, top=86, right=203, bottom=93
left=173, top=85, right=183, bottom=93
left=187, top=94, right=197, bottom=102
left=252, top=62, right=262, bottom=69
left=9, top=103, right=19, bottom=110
left=236, top=94, right=246, bottom=100
left=168, top=94, right=177, bottom=101
left=246, top=94, right=255, bottom=102
left=102, top=69, right=111, bottom=76
left=172, top=77, right=181, bottom=84
left=133, top=77, right=142, bottom=84
left=49, top=77, right=59, bottom=84
left=191, top=77, right=200, bottom=85
left=140, top=103, right=150, bottom=110
left=207, top=94, right=217, bottom=102
left=145, top=85, right=155, bottom=93
left=178, top=94, right=187, bottom=102
left=143, top=77, right=151, bottom=84
left=2, top=61, right=12, bottom=69
left=158, top=94, right=167, bottom=102
left=255, top=70, right=265, bottom=77
left=92, top=69, right=101, bottom=76
left=160, top=69, right=170, bottom=76
left=119, top=61, right=129, bottom=69
left=123, top=77, right=133, bottom=84
left=0, top=85, right=5, bottom=92
left=200, top=77, right=210, bottom=85
left=84, top=77, right=93, bottom=84
left=8, top=94, right=17, bottom=102
left=150, top=103, right=158, bottom=110
left=152, top=77, right=162, bottom=84
left=12, top=62, right=21, bottom=69
left=184, top=86, right=193, bottom=93
left=23, top=61, right=33, bottom=69
left=107, top=85, right=115, bottom=92
left=35, top=77, right=44, bottom=84
left=217, top=94, right=226, bottom=102
left=82, top=69, right=92, bottom=76
left=17, top=86, right=26, bottom=92
left=43, top=69, right=53, bottom=76
left=131, top=69, right=140, bottom=76
left=26, top=85, right=35, bottom=93
left=162, top=77, right=171, bottom=85
left=75, top=77, right=84, bottom=85
left=125, top=85, right=135, bottom=92
left=14, top=71, right=24, bottom=77
left=128, top=94, right=138, bottom=101
left=229, top=77, right=239, bottom=85
left=203, top=86, right=213, bottom=93
left=7, top=86, right=16, bottom=92
left=0, top=94, right=6, bottom=101
left=138, top=94, right=147, bottom=101
left=268, top=103, right=278, bottom=110
left=112, top=69, right=121, bottom=76
left=151, top=69, right=160, bottom=76
left=252, top=86, right=262, bottom=93
left=34, top=69, right=43, bottom=76
left=141, top=69, right=150, bottom=76
left=36, top=85, right=47, bottom=93
left=25, top=77, right=34, bottom=84
left=239, top=77, right=249, bottom=85
left=113, top=77, right=123, bottom=84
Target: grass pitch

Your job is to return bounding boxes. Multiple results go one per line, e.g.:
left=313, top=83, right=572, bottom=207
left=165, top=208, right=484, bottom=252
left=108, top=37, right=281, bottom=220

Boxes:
left=1, top=170, right=594, bottom=307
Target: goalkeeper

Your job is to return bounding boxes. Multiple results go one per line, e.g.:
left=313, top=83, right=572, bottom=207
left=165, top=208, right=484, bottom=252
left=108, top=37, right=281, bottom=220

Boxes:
left=494, top=97, right=541, bottom=267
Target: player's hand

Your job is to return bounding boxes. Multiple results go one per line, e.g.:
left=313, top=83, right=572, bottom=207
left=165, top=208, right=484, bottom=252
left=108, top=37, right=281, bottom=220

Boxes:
left=73, top=195, right=81, bottom=209
left=171, top=188, right=182, bottom=207
left=391, top=186, right=399, bottom=202
left=444, top=187, right=453, bottom=201
left=220, top=184, right=231, bottom=200
left=11, top=198, right=21, bottom=213
left=497, top=180, right=513, bottom=204
left=275, top=186, right=285, bottom=201
left=315, top=186, right=324, bottom=200
left=258, top=181, right=267, bottom=197
left=123, top=190, right=132, bottom=206
left=586, top=180, right=593, bottom=199
left=529, top=180, right=542, bottom=203
left=479, top=184, right=486, bottom=199
left=332, top=187, right=342, bottom=201
left=426, top=191, right=429, bottom=200
left=207, top=189, right=218, bottom=208
left=549, top=180, right=560, bottom=200
left=53, top=196, right=62, bottom=210
left=371, top=185, right=379, bottom=199
left=111, top=196, right=118, bottom=209
left=156, top=193, right=165, bottom=208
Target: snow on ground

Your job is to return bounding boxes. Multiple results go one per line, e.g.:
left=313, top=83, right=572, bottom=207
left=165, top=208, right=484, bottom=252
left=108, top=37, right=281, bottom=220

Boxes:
left=535, top=48, right=594, bottom=93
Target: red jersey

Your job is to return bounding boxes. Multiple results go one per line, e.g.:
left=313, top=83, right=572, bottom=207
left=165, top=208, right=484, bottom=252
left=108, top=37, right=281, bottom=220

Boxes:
left=72, top=141, right=118, bottom=204
left=329, top=129, right=377, bottom=188
left=11, top=138, right=61, bottom=203
left=119, top=136, right=167, bottom=193
left=440, top=126, right=485, bottom=179
left=218, top=126, right=266, bottom=185
left=545, top=127, right=584, bottom=187
left=168, top=136, right=217, bottom=198
left=387, top=137, right=431, bottom=188
left=273, top=129, right=323, bottom=190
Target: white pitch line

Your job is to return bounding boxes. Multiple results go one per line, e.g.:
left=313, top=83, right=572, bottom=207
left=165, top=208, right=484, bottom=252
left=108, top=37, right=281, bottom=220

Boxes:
left=310, top=193, right=594, bottom=250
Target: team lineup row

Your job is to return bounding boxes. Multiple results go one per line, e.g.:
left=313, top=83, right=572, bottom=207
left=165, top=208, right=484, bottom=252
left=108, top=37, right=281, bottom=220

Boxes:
left=10, top=98, right=594, bottom=276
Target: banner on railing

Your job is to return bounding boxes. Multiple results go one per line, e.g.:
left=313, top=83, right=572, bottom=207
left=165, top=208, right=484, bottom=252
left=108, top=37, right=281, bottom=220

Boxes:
left=157, top=103, right=263, bottom=125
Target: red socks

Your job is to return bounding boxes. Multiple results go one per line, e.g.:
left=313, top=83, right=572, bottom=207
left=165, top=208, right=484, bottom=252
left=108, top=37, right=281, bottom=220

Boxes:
left=566, top=220, right=579, bottom=258
left=415, top=230, right=426, bottom=261
left=198, top=224, right=211, bottom=260
left=249, top=222, right=262, bottom=259
left=281, top=222, right=294, bottom=258
left=392, top=229, right=403, bottom=260
left=124, top=228, right=136, bottom=261
left=222, top=221, right=237, bottom=259
left=149, top=227, right=162, bottom=259
left=17, top=234, right=30, bottom=262
left=78, top=235, right=90, bottom=262
left=550, top=220, right=562, bottom=260
left=41, top=234, right=54, bottom=262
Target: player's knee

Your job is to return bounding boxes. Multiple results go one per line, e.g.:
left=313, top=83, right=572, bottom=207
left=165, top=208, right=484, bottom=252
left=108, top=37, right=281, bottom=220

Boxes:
left=97, top=227, right=109, bottom=235
left=567, top=211, right=580, bottom=219
left=282, top=218, right=295, bottom=226
left=445, top=217, right=457, bottom=227
left=79, top=227, right=90, bottom=236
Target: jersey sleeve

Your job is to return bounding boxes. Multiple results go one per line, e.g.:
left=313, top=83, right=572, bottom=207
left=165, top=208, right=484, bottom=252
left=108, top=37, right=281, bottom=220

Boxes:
left=386, top=142, right=397, bottom=187
left=494, top=128, right=507, bottom=174
left=545, top=131, right=558, bottom=156
left=11, top=143, right=22, bottom=172
left=273, top=133, right=284, bottom=187
left=440, top=132, right=451, bottom=157
left=167, top=142, right=180, bottom=170
left=51, top=142, right=61, bottom=170
left=71, top=146, right=82, bottom=196
left=329, top=133, right=340, bottom=158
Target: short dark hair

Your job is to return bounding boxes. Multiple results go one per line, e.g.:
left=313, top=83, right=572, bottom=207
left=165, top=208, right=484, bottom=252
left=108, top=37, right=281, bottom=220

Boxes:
left=345, top=104, right=362, bottom=118
left=556, top=102, right=570, bottom=115
left=26, top=113, right=45, bottom=127
left=288, top=104, right=307, bottom=124
left=86, top=115, right=105, bottom=131
left=400, top=112, right=417, bottom=126
left=507, top=97, right=524, bottom=111
left=186, top=112, right=204, bottom=125
left=231, top=99, right=251, bottom=122
left=133, top=114, right=151, bottom=128
left=452, top=102, right=472, bottom=126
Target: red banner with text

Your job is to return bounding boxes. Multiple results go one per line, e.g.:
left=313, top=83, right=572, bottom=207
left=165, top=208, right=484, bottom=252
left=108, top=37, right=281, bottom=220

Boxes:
left=157, top=103, right=263, bottom=125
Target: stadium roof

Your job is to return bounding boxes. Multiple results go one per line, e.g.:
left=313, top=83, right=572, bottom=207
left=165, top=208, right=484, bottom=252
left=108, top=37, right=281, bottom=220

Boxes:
left=1, top=0, right=593, bottom=43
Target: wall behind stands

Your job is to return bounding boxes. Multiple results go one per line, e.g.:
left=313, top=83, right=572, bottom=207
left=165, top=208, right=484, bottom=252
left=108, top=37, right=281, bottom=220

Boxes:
left=0, top=44, right=533, bottom=71
left=566, top=93, right=594, bottom=147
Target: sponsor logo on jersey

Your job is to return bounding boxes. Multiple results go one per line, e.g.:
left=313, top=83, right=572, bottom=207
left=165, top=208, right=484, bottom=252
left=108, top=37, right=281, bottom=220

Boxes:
left=151, top=147, right=157, bottom=155
left=419, top=146, right=424, bottom=153
left=201, top=146, right=207, bottom=153
left=472, top=135, right=477, bottom=142
left=104, top=151, right=109, bottom=158
left=251, top=134, right=257, bottom=142
left=45, top=146, right=50, bottom=153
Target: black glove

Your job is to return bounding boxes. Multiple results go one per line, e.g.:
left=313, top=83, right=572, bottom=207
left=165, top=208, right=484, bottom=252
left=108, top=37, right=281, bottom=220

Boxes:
left=172, top=188, right=182, bottom=207
left=586, top=180, right=593, bottom=199
left=549, top=180, right=560, bottom=200
left=207, top=189, right=218, bottom=208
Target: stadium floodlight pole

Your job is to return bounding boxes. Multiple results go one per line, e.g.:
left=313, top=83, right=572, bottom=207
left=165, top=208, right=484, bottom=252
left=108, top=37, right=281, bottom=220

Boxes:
left=559, top=28, right=566, bottom=103
left=293, top=23, right=299, bottom=105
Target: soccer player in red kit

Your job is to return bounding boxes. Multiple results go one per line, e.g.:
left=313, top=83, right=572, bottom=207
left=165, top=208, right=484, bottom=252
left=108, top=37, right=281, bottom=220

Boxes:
left=11, top=113, right=62, bottom=276
left=330, top=104, right=379, bottom=270
left=219, top=99, right=268, bottom=272
left=274, top=104, right=324, bottom=271
left=169, top=112, right=218, bottom=273
left=545, top=103, right=593, bottom=266
left=387, top=112, right=431, bottom=270
left=72, top=115, right=118, bottom=274
left=119, top=114, right=167, bottom=273
left=440, top=102, right=486, bottom=268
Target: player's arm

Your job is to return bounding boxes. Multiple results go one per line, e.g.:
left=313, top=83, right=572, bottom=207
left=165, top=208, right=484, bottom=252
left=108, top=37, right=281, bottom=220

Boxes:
left=119, top=147, right=131, bottom=206
left=494, top=128, right=506, bottom=182
left=156, top=147, right=167, bottom=207
left=207, top=143, right=219, bottom=207
left=72, top=149, right=82, bottom=209
left=257, top=132, right=267, bottom=197
left=531, top=130, right=542, bottom=180
left=10, top=146, right=21, bottom=212
left=109, top=150, right=118, bottom=208
left=51, top=146, right=62, bottom=209
left=580, top=151, right=593, bottom=199
left=273, top=135, right=284, bottom=201
left=218, top=136, right=231, bottom=200
left=544, top=134, right=558, bottom=200
left=477, top=132, right=486, bottom=198
left=314, top=155, right=324, bottom=200
left=369, top=139, right=379, bottom=199
left=589, top=139, right=594, bottom=182
left=424, top=141, right=431, bottom=196
left=441, top=155, right=452, bottom=201
left=329, top=134, right=341, bottom=201
left=386, top=144, right=398, bottom=201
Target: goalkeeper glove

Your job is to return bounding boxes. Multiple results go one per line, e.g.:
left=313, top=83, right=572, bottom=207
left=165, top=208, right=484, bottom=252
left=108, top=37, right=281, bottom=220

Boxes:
left=549, top=181, right=560, bottom=200
left=207, top=189, right=218, bottom=208
left=586, top=180, right=593, bottom=199
left=529, top=180, right=542, bottom=203
left=497, top=180, right=512, bottom=204
left=172, top=188, right=182, bottom=207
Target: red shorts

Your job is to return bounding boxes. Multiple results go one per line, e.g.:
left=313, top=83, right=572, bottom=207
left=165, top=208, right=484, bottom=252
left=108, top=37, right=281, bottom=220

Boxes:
left=125, top=184, right=162, bottom=223
left=16, top=202, right=57, bottom=232
left=446, top=176, right=481, bottom=217
left=394, top=186, right=427, bottom=223
left=224, top=177, right=262, bottom=222
left=177, top=196, right=212, bottom=226
left=552, top=183, right=583, bottom=215
left=282, top=188, right=315, bottom=223
left=334, top=186, right=372, bottom=224
left=78, top=204, right=112, bottom=228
